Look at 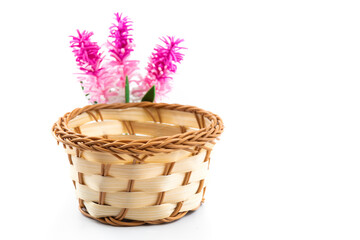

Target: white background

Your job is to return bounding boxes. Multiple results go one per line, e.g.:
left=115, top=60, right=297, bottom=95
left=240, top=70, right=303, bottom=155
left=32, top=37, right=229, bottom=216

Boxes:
left=0, top=0, right=359, bottom=239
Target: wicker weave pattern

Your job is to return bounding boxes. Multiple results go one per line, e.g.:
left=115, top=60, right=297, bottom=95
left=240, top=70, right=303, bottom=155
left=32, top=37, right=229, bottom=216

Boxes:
left=52, top=103, right=223, bottom=226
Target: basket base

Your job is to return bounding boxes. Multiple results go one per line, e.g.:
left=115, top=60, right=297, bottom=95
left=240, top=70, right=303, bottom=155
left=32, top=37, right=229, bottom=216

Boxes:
left=78, top=203, right=203, bottom=226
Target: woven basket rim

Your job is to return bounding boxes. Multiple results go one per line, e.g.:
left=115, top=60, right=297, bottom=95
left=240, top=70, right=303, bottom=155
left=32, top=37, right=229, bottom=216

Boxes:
left=52, top=102, right=224, bottom=155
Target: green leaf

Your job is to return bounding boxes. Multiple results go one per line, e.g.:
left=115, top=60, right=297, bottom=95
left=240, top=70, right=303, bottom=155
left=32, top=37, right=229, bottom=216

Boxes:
left=141, top=85, right=156, bottom=102
left=125, top=76, right=130, bottom=103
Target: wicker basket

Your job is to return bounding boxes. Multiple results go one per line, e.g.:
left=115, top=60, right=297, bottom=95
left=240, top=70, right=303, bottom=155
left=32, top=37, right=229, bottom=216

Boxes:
left=52, top=102, right=224, bottom=226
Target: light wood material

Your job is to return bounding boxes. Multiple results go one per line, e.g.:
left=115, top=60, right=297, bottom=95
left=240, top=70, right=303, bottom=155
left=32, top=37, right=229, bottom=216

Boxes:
left=84, top=190, right=203, bottom=220
left=70, top=162, right=209, bottom=192
left=52, top=103, right=224, bottom=226
left=64, top=145, right=200, bottom=164
left=68, top=108, right=211, bottom=129
left=75, top=180, right=207, bottom=209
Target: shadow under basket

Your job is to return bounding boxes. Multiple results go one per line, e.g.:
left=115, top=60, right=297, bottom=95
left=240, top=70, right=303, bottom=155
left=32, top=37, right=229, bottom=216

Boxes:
left=52, top=102, right=224, bottom=226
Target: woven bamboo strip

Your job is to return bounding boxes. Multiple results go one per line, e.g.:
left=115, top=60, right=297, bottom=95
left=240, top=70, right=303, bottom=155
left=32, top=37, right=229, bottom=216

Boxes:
left=83, top=190, right=203, bottom=220
left=80, top=120, right=188, bottom=138
left=75, top=180, right=206, bottom=209
left=69, top=150, right=207, bottom=179
left=70, top=162, right=208, bottom=193
left=79, top=120, right=123, bottom=137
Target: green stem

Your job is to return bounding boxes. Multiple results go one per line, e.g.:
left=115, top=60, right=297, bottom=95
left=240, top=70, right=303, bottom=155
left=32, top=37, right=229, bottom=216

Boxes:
left=125, top=76, right=130, bottom=103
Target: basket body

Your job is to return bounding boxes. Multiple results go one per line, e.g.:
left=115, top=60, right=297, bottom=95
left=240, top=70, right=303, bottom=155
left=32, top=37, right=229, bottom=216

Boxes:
left=52, top=103, right=223, bottom=226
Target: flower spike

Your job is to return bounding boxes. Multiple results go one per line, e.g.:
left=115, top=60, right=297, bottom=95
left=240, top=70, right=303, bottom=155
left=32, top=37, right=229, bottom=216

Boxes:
left=108, top=13, right=134, bottom=63
left=133, top=36, right=185, bottom=101
left=70, top=30, right=117, bottom=104
left=70, top=30, right=103, bottom=74
left=101, top=12, right=140, bottom=103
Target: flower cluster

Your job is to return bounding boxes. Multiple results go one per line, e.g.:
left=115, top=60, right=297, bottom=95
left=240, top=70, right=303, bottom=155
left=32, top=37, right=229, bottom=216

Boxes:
left=108, top=13, right=134, bottom=63
left=133, top=36, right=185, bottom=101
left=103, top=13, right=140, bottom=103
left=70, top=30, right=103, bottom=74
left=70, top=30, right=117, bottom=104
left=70, top=13, right=185, bottom=104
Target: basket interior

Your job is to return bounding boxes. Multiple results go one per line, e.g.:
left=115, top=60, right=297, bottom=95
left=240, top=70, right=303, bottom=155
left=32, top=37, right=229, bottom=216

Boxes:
left=67, top=107, right=211, bottom=141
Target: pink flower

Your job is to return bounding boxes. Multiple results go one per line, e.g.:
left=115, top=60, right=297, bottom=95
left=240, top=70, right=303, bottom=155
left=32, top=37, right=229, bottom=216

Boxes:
left=77, top=71, right=118, bottom=104
left=132, top=36, right=185, bottom=102
left=104, top=13, right=140, bottom=102
left=99, top=60, right=140, bottom=103
left=70, top=30, right=117, bottom=104
left=70, top=30, right=103, bottom=74
left=108, top=13, right=135, bottom=63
